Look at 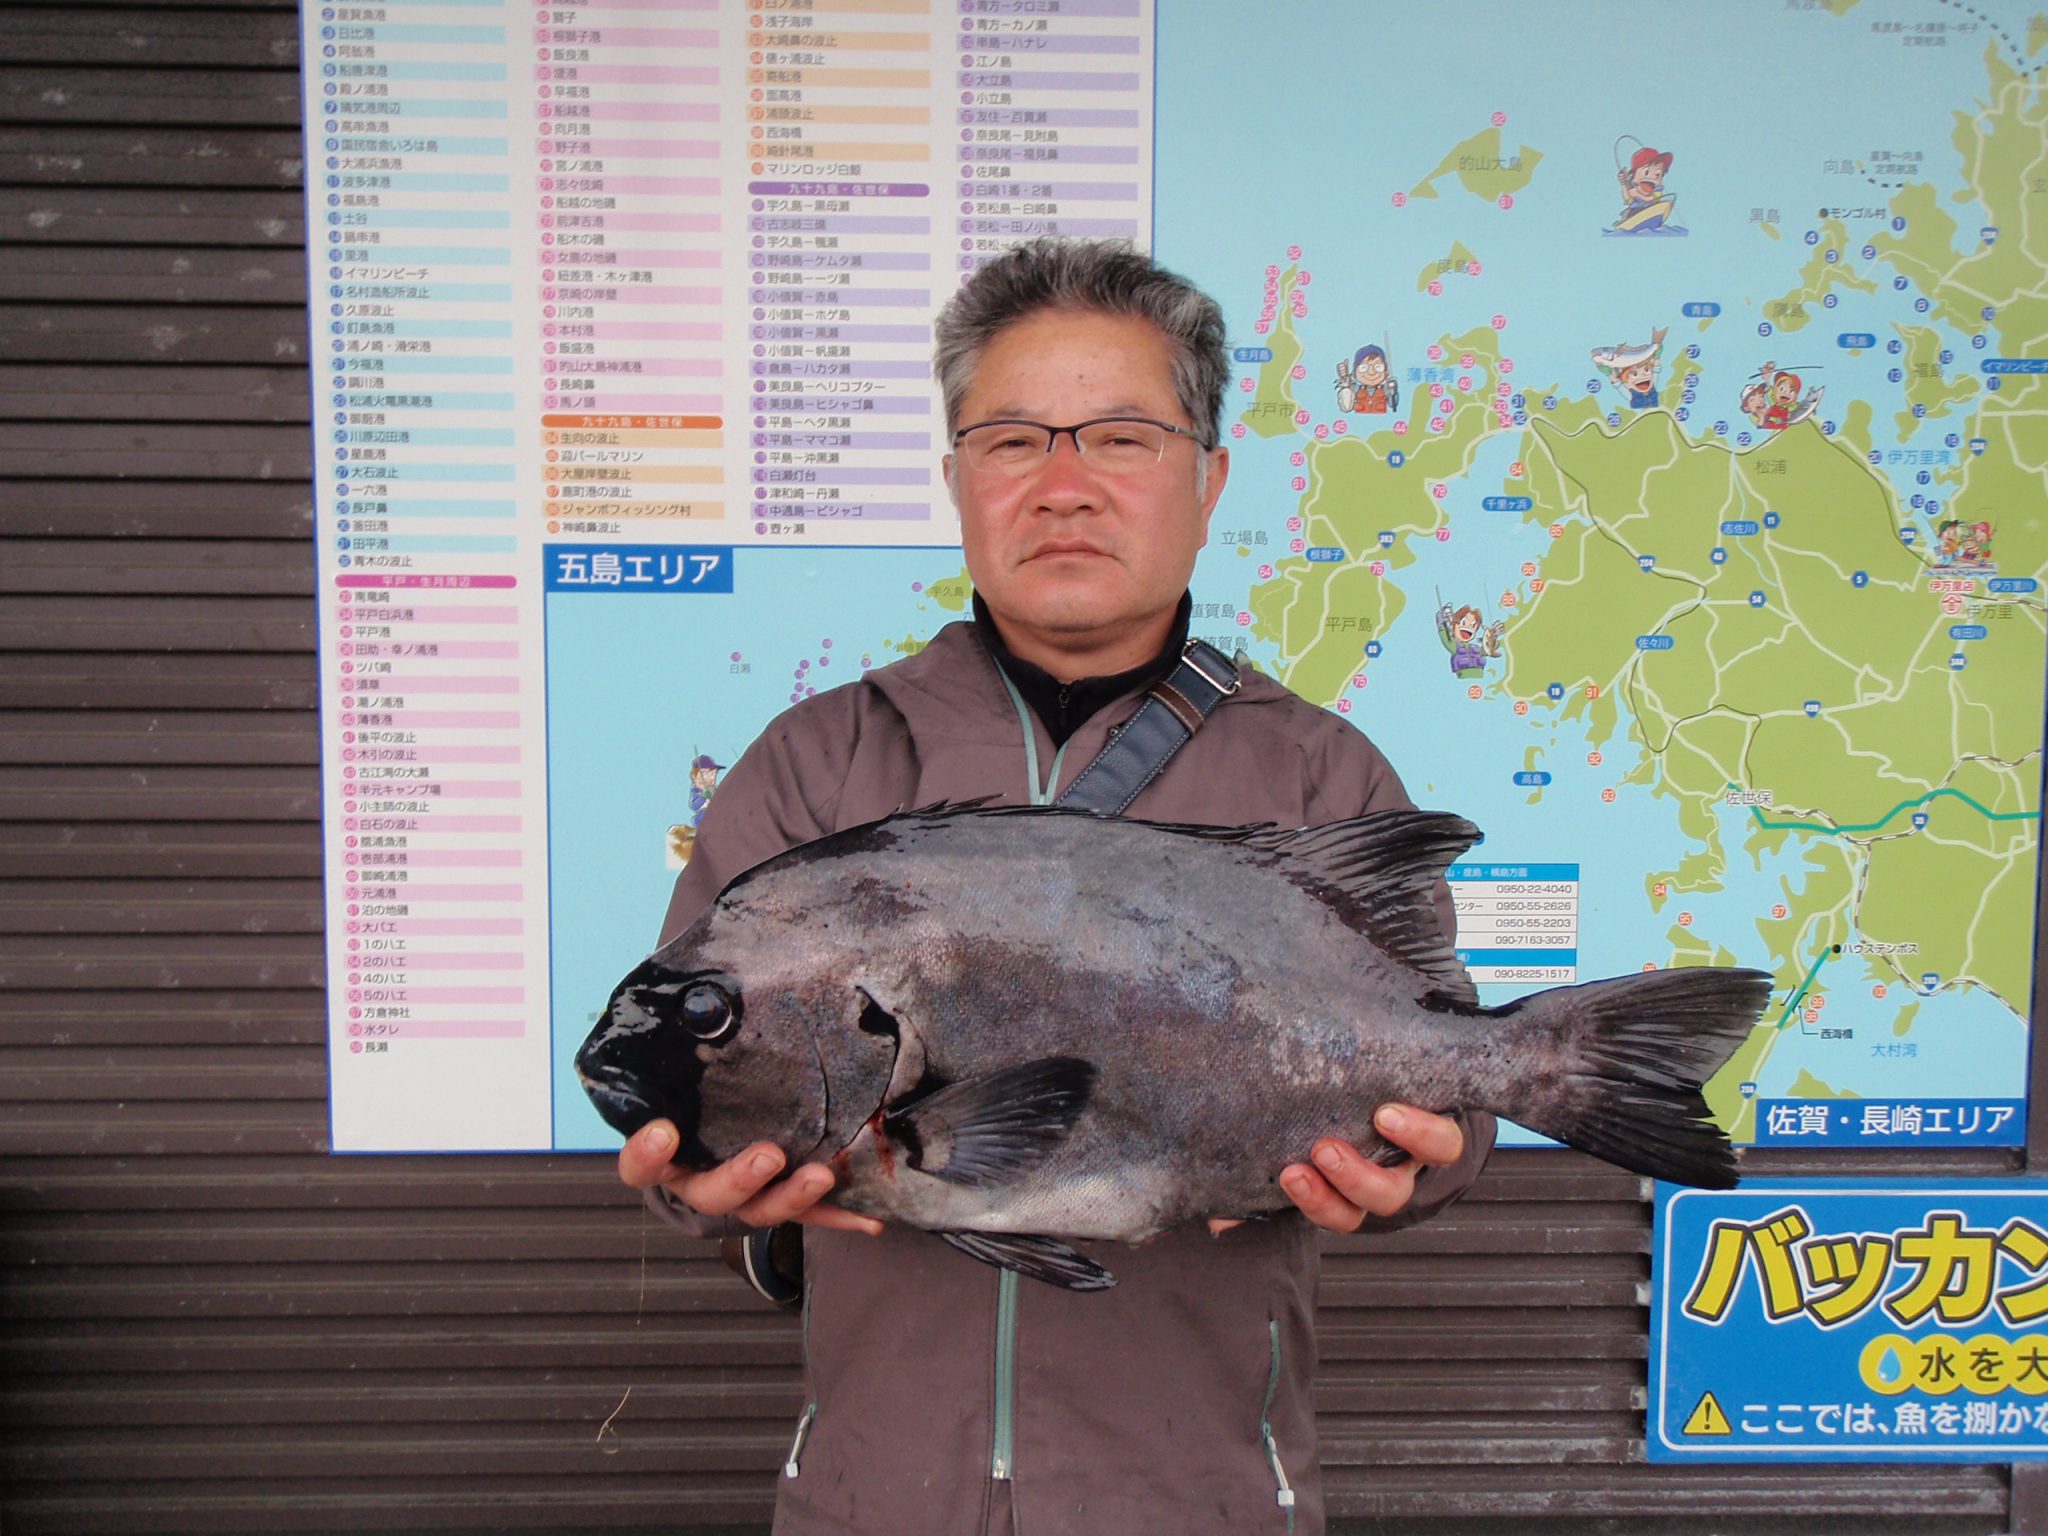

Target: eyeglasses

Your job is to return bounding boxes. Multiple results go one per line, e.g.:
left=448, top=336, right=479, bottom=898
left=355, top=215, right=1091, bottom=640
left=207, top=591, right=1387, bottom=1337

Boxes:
left=950, top=416, right=1208, bottom=477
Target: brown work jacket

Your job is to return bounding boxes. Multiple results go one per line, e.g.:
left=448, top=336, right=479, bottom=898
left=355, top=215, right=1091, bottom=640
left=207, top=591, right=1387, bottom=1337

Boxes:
left=650, top=618, right=1495, bottom=1536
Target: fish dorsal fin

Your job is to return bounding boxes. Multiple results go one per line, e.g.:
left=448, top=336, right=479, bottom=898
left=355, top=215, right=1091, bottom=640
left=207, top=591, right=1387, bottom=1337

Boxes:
left=1241, top=810, right=1481, bottom=1005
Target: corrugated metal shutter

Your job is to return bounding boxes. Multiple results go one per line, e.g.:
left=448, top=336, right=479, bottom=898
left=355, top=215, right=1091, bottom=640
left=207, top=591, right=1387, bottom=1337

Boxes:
left=0, top=4, right=2033, bottom=1532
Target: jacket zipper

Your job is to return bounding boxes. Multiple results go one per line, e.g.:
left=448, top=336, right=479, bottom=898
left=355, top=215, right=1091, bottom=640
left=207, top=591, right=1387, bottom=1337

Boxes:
left=991, top=1268, right=1019, bottom=1479
left=1261, top=1319, right=1297, bottom=1530
left=785, top=1284, right=818, bottom=1479
left=988, top=668, right=1065, bottom=1486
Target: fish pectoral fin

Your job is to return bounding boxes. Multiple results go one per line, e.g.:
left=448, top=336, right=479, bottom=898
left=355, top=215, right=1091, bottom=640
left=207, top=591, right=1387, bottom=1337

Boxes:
left=882, top=1056, right=1096, bottom=1186
left=937, top=1230, right=1116, bottom=1292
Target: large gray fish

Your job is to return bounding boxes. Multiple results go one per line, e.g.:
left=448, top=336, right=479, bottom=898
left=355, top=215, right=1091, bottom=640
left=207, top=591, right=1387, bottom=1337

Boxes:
left=578, top=806, right=1771, bottom=1291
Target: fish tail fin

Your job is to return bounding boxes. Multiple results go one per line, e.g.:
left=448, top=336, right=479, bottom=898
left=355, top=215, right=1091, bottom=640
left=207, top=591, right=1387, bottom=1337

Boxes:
left=1491, top=966, right=1774, bottom=1189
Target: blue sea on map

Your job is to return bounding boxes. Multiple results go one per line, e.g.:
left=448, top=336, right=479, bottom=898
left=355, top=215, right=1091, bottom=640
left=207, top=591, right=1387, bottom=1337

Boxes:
left=544, top=1, right=2037, bottom=1149
left=544, top=550, right=973, bottom=1149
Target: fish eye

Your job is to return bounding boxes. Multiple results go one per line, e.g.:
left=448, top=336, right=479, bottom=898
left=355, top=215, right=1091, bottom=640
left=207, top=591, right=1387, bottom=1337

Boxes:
left=679, top=979, right=741, bottom=1042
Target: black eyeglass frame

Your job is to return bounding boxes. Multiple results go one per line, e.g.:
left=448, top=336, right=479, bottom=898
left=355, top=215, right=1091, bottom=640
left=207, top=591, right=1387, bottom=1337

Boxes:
left=948, top=415, right=1213, bottom=466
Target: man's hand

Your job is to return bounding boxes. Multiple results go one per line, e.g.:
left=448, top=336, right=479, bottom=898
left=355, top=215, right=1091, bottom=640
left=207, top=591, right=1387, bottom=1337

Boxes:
left=618, top=1120, right=883, bottom=1236
left=1278, top=1104, right=1465, bottom=1234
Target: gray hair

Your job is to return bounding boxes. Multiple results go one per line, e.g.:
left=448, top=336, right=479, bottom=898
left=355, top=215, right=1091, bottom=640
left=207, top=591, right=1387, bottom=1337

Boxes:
left=933, top=239, right=1229, bottom=447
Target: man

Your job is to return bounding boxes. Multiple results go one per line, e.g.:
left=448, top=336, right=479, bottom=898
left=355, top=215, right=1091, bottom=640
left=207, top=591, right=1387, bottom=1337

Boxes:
left=617, top=239, right=1494, bottom=1535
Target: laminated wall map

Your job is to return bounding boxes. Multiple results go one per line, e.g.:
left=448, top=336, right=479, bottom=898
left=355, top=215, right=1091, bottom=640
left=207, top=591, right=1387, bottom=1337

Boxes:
left=303, top=1, right=2048, bottom=1152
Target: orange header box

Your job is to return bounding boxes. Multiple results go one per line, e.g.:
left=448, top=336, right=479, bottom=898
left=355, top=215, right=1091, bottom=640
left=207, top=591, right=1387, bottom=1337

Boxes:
left=543, top=413, right=723, bottom=431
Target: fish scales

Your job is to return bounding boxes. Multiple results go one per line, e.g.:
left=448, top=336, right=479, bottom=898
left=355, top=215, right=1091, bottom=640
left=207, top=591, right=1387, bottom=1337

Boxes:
left=775, top=815, right=1470, bottom=1235
left=579, top=805, right=1773, bottom=1290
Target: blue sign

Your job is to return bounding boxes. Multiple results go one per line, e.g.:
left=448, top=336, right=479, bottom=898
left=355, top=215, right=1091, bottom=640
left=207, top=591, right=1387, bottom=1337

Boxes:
left=1304, top=546, right=1344, bottom=562
left=1650, top=1181, right=2048, bottom=1462
left=544, top=544, right=734, bottom=593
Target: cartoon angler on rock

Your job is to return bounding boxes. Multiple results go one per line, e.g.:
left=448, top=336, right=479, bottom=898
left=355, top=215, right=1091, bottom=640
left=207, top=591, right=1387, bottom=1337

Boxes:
left=1436, top=592, right=1505, bottom=679
left=1743, top=361, right=1825, bottom=430
left=1591, top=326, right=1668, bottom=409
left=666, top=750, right=727, bottom=869
left=1335, top=341, right=1399, bottom=414
left=1610, top=138, right=1684, bottom=235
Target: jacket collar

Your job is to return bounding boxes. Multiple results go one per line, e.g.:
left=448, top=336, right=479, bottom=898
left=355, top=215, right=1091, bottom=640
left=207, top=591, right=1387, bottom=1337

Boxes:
left=969, top=591, right=1193, bottom=747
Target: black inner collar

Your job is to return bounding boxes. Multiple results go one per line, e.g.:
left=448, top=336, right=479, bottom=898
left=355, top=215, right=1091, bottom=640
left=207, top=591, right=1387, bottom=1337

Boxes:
left=972, top=591, right=1192, bottom=748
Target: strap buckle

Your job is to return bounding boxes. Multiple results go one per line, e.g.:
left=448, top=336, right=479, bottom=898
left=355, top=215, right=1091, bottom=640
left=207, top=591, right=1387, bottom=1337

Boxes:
left=1180, top=639, right=1241, bottom=697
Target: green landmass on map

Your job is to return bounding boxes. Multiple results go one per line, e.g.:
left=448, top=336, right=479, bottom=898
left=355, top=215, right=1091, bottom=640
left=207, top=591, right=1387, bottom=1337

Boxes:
left=1891, top=322, right=1980, bottom=440
left=1788, top=1069, right=1854, bottom=1098
left=1240, top=301, right=1506, bottom=708
left=2030, top=14, right=2048, bottom=56
left=882, top=566, right=976, bottom=657
left=1242, top=265, right=1306, bottom=440
left=1756, top=218, right=1878, bottom=336
left=1407, top=125, right=1541, bottom=205
left=1504, top=389, right=2041, bottom=1089
left=1416, top=242, right=1479, bottom=293
left=1486, top=37, right=2048, bottom=1129
left=1871, top=43, right=2048, bottom=350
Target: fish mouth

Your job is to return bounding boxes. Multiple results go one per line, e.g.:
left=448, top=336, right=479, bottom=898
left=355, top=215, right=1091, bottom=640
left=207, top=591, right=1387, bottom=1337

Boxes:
left=575, top=1061, right=656, bottom=1141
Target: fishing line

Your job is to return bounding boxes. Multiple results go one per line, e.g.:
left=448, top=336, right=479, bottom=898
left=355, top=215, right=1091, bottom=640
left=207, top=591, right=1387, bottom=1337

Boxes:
left=598, top=1196, right=651, bottom=1449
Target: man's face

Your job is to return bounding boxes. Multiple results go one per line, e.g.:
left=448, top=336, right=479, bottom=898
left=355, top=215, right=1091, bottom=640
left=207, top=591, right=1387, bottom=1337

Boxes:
left=946, top=307, right=1227, bottom=665
left=1456, top=612, right=1479, bottom=642
left=1621, top=359, right=1656, bottom=393
left=1630, top=163, right=1664, bottom=200
left=1358, top=353, right=1387, bottom=385
left=1774, top=375, right=1798, bottom=404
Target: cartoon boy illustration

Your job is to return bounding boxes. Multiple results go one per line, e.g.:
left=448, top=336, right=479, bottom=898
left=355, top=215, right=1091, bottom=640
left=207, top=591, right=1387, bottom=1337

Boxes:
left=1762, top=369, right=1802, bottom=430
left=687, top=752, right=724, bottom=829
left=666, top=750, right=727, bottom=868
left=1335, top=343, right=1398, bottom=414
left=1945, top=519, right=1994, bottom=568
left=1968, top=521, right=1994, bottom=566
left=1745, top=361, right=1824, bottom=431
left=1591, top=327, right=1667, bottom=409
left=1611, top=141, right=1681, bottom=234
left=1436, top=602, right=1505, bottom=678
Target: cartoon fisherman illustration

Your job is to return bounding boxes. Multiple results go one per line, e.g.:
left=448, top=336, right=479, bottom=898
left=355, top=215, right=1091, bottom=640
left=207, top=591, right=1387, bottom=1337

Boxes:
left=1591, top=326, right=1668, bottom=409
left=1609, top=138, right=1684, bottom=235
left=1436, top=595, right=1505, bottom=679
left=687, top=751, right=724, bottom=828
left=1939, top=518, right=1995, bottom=569
left=1746, top=360, right=1825, bottom=430
left=666, top=749, right=727, bottom=868
left=1335, top=341, right=1399, bottom=414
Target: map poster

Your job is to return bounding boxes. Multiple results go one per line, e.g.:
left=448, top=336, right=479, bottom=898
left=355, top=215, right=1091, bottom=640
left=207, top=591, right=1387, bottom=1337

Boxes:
left=307, top=2, right=2046, bottom=1153
left=1651, top=1181, right=2048, bottom=1462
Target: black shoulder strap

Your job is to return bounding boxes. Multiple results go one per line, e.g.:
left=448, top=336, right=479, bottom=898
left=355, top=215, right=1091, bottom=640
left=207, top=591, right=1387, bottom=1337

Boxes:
left=1056, top=640, right=1240, bottom=816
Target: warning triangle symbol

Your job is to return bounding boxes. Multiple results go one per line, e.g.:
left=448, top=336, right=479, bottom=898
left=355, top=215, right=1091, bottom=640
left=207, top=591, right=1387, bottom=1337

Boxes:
left=1682, top=1391, right=1731, bottom=1436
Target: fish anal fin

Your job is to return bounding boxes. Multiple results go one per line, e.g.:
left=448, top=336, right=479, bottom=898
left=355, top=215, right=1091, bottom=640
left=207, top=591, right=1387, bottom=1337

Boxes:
left=938, top=1230, right=1116, bottom=1292
left=884, top=1056, right=1096, bottom=1186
